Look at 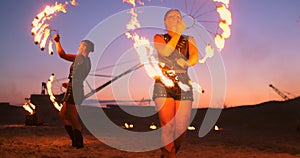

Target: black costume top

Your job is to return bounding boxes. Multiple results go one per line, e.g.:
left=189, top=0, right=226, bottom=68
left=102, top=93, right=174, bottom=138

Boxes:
left=157, top=34, right=190, bottom=71
left=152, top=33, right=193, bottom=101
left=63, top=55, right=91, bottom=104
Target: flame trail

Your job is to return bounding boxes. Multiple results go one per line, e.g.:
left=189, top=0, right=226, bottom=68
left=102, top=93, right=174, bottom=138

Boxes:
left=216, top=5, right=232, bottom=25
left=31, top=1, right=78, bottom=54
left=214, top=34, right=225, bottom=51
left=123, top=0, right=145, bottom=7
left=46, top=74, right=63, bottom=111
left=213, top=0, right=229, bottom=8
left=48, top=40, right=54, bottom=55
left=126, top=9, right=141, bottom=30
left=219, top=20, right=231, bottom=39
left=213, top=2, right=232, bottom=51
left=124, top=0, right=175, bottom=88
left=34, top=24, right=49, bottom=44
left=23, top=102, right=36, bottom=115
left=123, top=0, right=232, bottom=92
left=40, top=29, right=50, bottom=51
left=123, top=0, right=136, bottom=7
left=199, top=44, right=214, bottom=64
left=124, top=0, right=204, bottom=92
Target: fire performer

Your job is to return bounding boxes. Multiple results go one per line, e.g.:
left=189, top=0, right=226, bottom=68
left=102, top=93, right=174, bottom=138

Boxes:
left=52, top=34, right=94, bottom=148
left=153, top=9, right=199, bottom=157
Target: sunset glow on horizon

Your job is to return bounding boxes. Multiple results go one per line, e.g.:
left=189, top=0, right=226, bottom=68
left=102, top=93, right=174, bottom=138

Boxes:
left=0, top=0, right=299, bottom=108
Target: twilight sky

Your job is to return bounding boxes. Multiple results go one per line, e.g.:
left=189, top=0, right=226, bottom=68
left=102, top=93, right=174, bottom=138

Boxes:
left=0, top=0, right=299, bottom=108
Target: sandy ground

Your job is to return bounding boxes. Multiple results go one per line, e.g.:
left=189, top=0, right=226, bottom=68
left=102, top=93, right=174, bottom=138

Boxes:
left=1, top=97, right=300, bottom=158
left=0, top=124, right=299, bottom=158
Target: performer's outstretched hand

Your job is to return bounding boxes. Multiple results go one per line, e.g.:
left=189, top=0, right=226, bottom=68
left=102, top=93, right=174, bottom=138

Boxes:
left=52, top=34, right=60, bottom=42
left=62, top=82, right=68, bottom=88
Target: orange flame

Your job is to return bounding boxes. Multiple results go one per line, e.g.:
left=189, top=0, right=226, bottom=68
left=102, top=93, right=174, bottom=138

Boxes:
left=40, top=29, right=50, bottom=50
left=214, top=34, right=225, bottom=51
left=31, top=18, right=51, bottom=36
left=122, top=122, right=134, bottom=129
left=123, top=0, right=136, bottom=7
left=123, top=0, right=146, bottom=7
left=149, top=122, right=157, bottom=130
left=126, top=8, right=141, bottom=30
left=128, top=33, right=175, bottom=87
left=22, top=102, right=36, bottom=115
left=214, top=125, right=223, bottom=131
left=213, top=0, right=230, bottom=8
left=31, top=1, right=78, bottom=54
left=34, top=24, right=49, bottom=44
left=187, top=125, right=196, bottom=131
left=213, top=0, right=232, bottom=51
left=69, top=0, right=78, bottom=6
left=199, top=44, right=214, bottom=63
left=217, top=5, right=232, bottom=25
left=46, top=74, right=62, bottom=111
left=219, top=20, right=231, bottom=39
left=124, top=0, right=207, bottom=92
left=124, top=1, right=176, bottom=88
left=48, top=41, right=54, bottom=55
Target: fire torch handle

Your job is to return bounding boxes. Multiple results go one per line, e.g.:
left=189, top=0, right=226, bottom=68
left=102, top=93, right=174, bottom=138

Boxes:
left=83, top=63, right=144, bottom=99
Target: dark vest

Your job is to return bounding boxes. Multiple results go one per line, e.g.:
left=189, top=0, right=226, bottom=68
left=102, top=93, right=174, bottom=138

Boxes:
left=157, top=34, right=190, bottom=71
left=68, top=55, right=91, bottom=83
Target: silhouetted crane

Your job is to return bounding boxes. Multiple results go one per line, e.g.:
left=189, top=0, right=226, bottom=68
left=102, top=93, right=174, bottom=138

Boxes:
left=269, top=84, right=290, bottom=101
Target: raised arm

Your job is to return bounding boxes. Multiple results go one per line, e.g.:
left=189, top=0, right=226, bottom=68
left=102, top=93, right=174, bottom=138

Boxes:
left=153, top=33, right=181, bottom=57
left=154, top=18, right=186, bottom=57
left=52, top=34, right=76, bottom=62
left=175, top=36, right=199, bottom=68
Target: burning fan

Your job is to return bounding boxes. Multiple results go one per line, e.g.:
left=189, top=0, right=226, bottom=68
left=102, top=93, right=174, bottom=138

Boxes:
left=179, top=0, right=232, bottom=50
left=30, top=0, right=78, bottom=55
left=29, top=0, right=231, bottom=104
left=120, top=0, right=232, bottom=94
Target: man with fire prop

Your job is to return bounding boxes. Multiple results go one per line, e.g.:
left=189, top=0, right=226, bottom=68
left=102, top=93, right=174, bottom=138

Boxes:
left=30, top=0, right=93, bottom=149
left=52, top=34, right=94, bottom=148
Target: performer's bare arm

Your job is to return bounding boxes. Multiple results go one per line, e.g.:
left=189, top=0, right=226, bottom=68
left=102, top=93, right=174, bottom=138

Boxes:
left=52, top=34, right=76, bottom=62
left=154, top=18, right=186, bottom=57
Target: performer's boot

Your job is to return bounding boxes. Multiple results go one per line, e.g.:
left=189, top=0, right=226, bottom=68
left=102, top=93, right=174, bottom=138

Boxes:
left=64, top=125, right=76, bottom=147
left=74, top=129, right=84, bottom=148
left=160, top=147, right=176, bottom=158
left=174, top=132, right=186, bottom=153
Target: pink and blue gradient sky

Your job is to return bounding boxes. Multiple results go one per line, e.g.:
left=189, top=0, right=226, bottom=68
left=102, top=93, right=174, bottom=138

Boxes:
left=0, top=0, right=299, bottom=107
